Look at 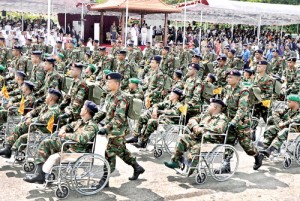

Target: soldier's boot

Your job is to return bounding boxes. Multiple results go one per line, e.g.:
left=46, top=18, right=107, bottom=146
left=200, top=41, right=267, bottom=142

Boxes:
left=126, top=136, right=139, bottom=144
left=0, top=144, right=12, bottom=158
left=164, top=160, right=180, bottom=169
left=6, top=150, right=16, bottom=164
left=253, top=153, right=264, bottom=170
left=214, top=158, right=231, bottom=174
left=260, top=146, right=277, bottom=158
left=23, top=163, right=45, bottom=184
left=133, top=140, right=147, bottom=148
left=129, top=162, right=145, bottom=180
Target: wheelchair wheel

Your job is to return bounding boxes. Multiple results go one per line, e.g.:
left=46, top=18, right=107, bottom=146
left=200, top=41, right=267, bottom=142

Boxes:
left=283, top=154, right=292, bottom=169
left=55, top=184, right=69, bottom=199
left=208, top=145, right=239, bottom=182
left=15, top=151, right=26, bottom=162
left=195, top=172, right=207, bottom=185
left=71, top=154, right=110, bottom=196
left=164, top=126, right=191, bottom=156
left=23, top=161, right=35, bottom=172
left=153, top=149, right=163, bottom=158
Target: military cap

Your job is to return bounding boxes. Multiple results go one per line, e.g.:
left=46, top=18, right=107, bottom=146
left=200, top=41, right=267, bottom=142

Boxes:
left=0, top=65, right=5, bottom=72
left=103, top=69, right=112, bottom=75
left=56, top=40, right=63, bottom=44
left=210, top=98, right=226, bottom=107
left=129, top=78, right=140, bottom=85
left=226, top=70, right=241, bottom=77
left=172, top=88, right=183, bottom=97
left=151, top=55, right=162, bottom=63
left=217, top=56, right=227, bottom=61
left=174, top=70, right=183, bottom=78
left=255, top=49, right=263, bottom=54
left=44, top=57, right=56, bottom=64
left=244, top=69, right=254, bottom=76
left=84, top=100, right=99, bottom=114
left=16, top=71, right=26, bottom=78
left=85, top=52, right=91, bottom=57
left=94, top=40, right=99, bottom=43
left=23, top=81, right=35, bottom=90
left=192, top=54, right=202, bottom=60
left=74, top=63, right=84, bottom=69
left=0, top=37, right=5, bottom=41
left=98, top=46, right=106, bottom=51
left=118, top=50, right=127, bottom=55
left=287, top=57, right=297, bottom=62
left=272, top=49, right=280, bottom=53
left=43, top=53, right=51, bottom=58
left=257, top=60, right=268, bottom=66
left=32, top=51, right=43, bottom=56
left=13, top=45, right=23, bottom=50
left=287, top=94, right=300, bottom=104
left=208, top=73, right=216, bottom=83
left=111, top=39, right=116, bottom=43
left=88, top=64, right=96, bottom=73
left=106, top=72, right=122, bottom=80
left=163, top=46, right=170, bottom=51
left=127, top=43, right=134, bottom=47
left=230, top=49, right=236, bottom=55
left=48, top=88, right=62, bottom=99
left=188, top=63, right=200, bottom=71
left=57, top=53, right=64, bottom=59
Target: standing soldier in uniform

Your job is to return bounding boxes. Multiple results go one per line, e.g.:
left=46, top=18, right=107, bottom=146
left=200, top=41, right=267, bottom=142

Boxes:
left=91, top=40, right=100, bottom=63
left=284, top=57, right=300, bottom=95
left=226, top=49, right=238, bottom=70
left=143, top=42, right=154, bottom=63
left=160, top=46, right=174, bottom=78
left=0, top=37, right=7, bottom=66
left=30, top=51, right=46, bottom=91
left=127, top=43, right=138, bottom=64
left=125, top=78, right=144, bottom=100
left=251, top=49, right=264, bottom=72
left=95, top=73, right=145, bottom=187
left=116, top=50, right=132, bottom=90
left=22, top=38, right=33, bottom=57
left=219, top=70, right=264, bottom=173
left=214, top=56, right=229, bottom=88
left=95, top=47, right=112, bottom=76
left=270, top=49, right=284, bottom=76
left=23, top=100, right=99, bottom=184
left=172, top=70, right=185, bottom=90
left=8, top=45, right=27, bottom=78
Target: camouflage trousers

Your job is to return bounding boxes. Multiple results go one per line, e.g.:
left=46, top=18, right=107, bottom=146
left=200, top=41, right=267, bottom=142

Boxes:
left=227, top=124, right=257, bottom=156
left=12, top=133, right=50, bottom=152
left=105, top=136, right=136, bottom=173
left=0, top=108, right=8, bottom=125
left=134, top=111, right=151, bottom=137
left=263, top=125, right=281, bottom=148
left=35, top=138, right=62, bottom=165
left=270, top=128, right=291, bottom=150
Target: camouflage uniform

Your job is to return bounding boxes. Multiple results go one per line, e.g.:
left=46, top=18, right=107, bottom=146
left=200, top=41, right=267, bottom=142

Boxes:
left=214, top=65, right=228, bottom=88
left=224, top=83, right=258, bottom=156
left=22, top=45, right=33, bottom=57
left=172, top=79, right=184, bottom=90
left=127, top=49, right=138, bottom=64
left=94, top=90, right=137, bottom=173
left=0, top=47, right=8, bottom=66
left=253, top=73, right=274, bottom=122
left=262, top=108, right=299, bottom=147
left=143, top=68, right=164, bottom=106
left=172, top=112, right=228, bottom=164
left=35, top=70, right=61, bottom=98
left=283, top=50, right=297, bottom=60
left=226, top=58, right=238, bottom=70
left=270, top=56, right=284, bottom=76
left=60, top=79, right=88, bottom=120
left=55, top=61, right=66, bottom=73
left=285, top=66, right=300, bottom=95
left=143, top=47, right=155, bottom=62
left=181, top=49, right=193, bottom=72
left=116, top=60, right=133, bottom=90
left=203, top=51, right=216, bottom=62
left=34, top=118, right=98, bottom=165
left=91, top=50, right=100, bottom=64
left=7, top=104, right=61, bottom=150
left=184, top=76, right=202, bottom=118
left=125, top=88, right=144, bottom=100
left=29, top=62, right=46, bottom=91
left=161, top=54, right=175, bottom=78
left=95, top=55, right=112, bottom=76
left=10, top=55, right=27, bottom=72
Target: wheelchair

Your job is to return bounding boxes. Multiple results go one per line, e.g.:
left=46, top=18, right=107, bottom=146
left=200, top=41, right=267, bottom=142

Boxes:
left=175, top=129, right=239, bottom=184
left=150, top=114, right=192, bottom=158
left=277, top=123, right=300, bottom=169
left=44, top=137, right=110, bottom=199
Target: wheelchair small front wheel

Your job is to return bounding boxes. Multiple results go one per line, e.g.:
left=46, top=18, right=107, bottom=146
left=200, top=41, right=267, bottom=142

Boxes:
left=195, top=172, right=206, bottom=184
left=283, top=154, right=292, bottom=169
left=15, top=151, right=26, bottom=162
left=153, top=149, right=163, bottom=158
left=55, top=184, right=69, bottom=199
left=23, top=162, right=35, bottom=172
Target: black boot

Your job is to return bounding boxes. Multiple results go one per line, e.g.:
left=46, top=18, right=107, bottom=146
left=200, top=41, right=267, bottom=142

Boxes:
left=126, top=136, right=138, bottom=143
left=260, top=146, right=276, bottom=158
left=253, top=153, right=264, bottom=170
left=23, top=163, right=45, bottom=184
left=214, top=158, right=231, bottom=174
left=0, top=144, right=12, bottom=158
left=129, top=162, right=145, bottom=180
left=133, top=141, right=147, bottom=148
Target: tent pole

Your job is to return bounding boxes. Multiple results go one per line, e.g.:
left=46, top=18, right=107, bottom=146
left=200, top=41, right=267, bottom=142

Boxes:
left=125, top=0, right=129, bottom=46
left=164, top=13, right=168, bottom=46
left=47, top=0, right=51, bottom=45
left=64, top=9, right=67, bottom=34
left=21, top=0, right=24, bottom=31
left=81, top=1, right=85, bottom=40
left=257, top=14, right=261, bottom=47
left=100, top=12, right=104, bottom=44
left=183, top=0, right=187, bottom=47
left=199, top=10, right=203, bottom=51
left=231, top=23, right=234, bottom=40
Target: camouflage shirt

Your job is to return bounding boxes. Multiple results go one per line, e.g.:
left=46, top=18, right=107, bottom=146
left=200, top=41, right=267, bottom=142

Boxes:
left=253, top=73, right=274, bottom=100
left=36, top=70, right=61, bottom=98
left=30, top=62, right=46, bottom=91
left=161, top=54, right=174, bottom=78
left=144, top=68, right=164, bottom=104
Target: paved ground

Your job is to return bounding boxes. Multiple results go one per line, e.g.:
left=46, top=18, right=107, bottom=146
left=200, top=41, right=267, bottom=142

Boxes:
left=0, top=132, right=300, bottom=201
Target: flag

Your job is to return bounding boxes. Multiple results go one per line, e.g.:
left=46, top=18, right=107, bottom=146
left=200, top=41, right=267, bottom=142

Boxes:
left=213, top=87, right=222, bottom=95
left=1, top=85, right=9, bottom=99
left=179, top=104, right=188, bottom=116
left=145, top=96, right=151, bottom=109
left=18, top=95, right=25, bottom=115
left=46, top=114, right=55, bottom=133
left=261, top=100, right=271, bottom=108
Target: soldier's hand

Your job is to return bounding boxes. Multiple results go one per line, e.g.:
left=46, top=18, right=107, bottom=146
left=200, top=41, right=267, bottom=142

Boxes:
left=25, top=118, right=32, bottom=126
left=279, top=122, right=285, bottom=128
left=98, top=127, right=107, bottom=135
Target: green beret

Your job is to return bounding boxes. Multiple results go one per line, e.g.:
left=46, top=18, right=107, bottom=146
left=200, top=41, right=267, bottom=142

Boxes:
left=57, top=53, right=64, bottom=59
left=0, top=65, right=5, bottom=71
left=88, top=64, right=96, bottom=73
left=43, top=53, right=51, bottom=58
left=103, top=69, right=112, bottom=75
left=129, top=78, right=140, bottom=85
left=287, top=94, right=300, bottom=103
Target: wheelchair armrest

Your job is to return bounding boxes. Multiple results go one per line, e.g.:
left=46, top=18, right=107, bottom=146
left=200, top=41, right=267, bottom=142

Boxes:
left=158, top=115, right=181, bottom=124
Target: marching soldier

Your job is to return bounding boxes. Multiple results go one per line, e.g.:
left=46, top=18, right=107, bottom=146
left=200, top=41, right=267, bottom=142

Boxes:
left=203, top=45, right=216, bottom=63
left=23, top=100, right=99, bottom=184
left=127, top=43, right=138, bottom=64
left=91, top=40, right=100, bottom=63
left=22, top=38, right=33, bottom=57
left=29, top=51, right=46, bottom=91
left=242, top=69, right=255, bottom=85
left=116, top=50, right=133, bottom=90
left=95, top=47, right=112, bottom=76
left=226, top=49, right=238, bottom=69
left=190, top=54, right=204, bottom=80
left=284, top=57, right=300, bottom=95
left=283, top=44, right=297, bottom=60
left=95, top=72, right=145, bottom=187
